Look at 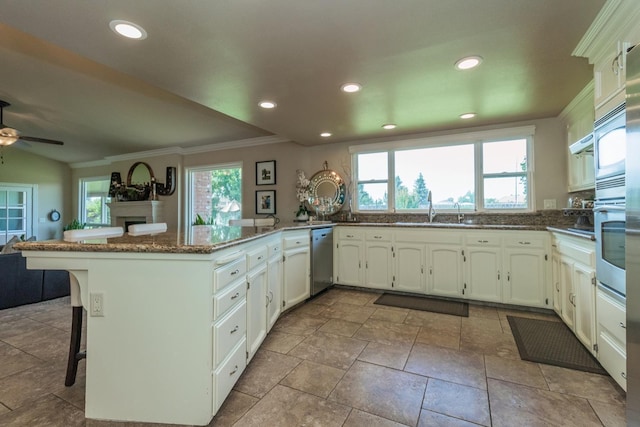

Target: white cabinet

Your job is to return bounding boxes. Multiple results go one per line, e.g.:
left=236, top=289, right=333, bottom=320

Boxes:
left=596, top=288, right=627, bottom=390
left=394, top=242, right=426, bottom=293
left=551, top=249, right=562, bottom=315
left=334, top=227, right=364, bottom=286
left=246, top=244, right=268, bottom=362
left=551, top=233, right=596, bottom=354
left=266, top=240, right=282, bottom=332
left=427, top=231, right=463, bottom=298
left=282, top=230, right=310, bottom=309
left=464, top=234, right=502, bottom=303
left=503, top=234, right=550, bottom=308
left=364, top=229, right=393, bottom=290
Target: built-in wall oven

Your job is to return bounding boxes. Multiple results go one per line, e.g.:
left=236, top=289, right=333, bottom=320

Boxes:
left=594, top=200, right=626, bottom=297
left=594, top=103, right=626, bottom=201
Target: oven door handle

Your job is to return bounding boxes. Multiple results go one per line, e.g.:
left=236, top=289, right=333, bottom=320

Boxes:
left=593, top=205, right=625, bottom=213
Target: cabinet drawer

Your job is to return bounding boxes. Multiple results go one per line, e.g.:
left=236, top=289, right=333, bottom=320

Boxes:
left=504, top=235, right=546, bottom=249
left=597, top=289, right=626, bottom=346
left=213, top=279, right=246, bottom=320
left=283, top=233, right=310, bottom=249
left=337, top=228, right=363, bottom=240
left=247, top=246, right=268, bottom=270
left=597, top=332, right=627, bottom=391
left=214, top=337, right=247, bottom=413
left=268, top=241, right=281, bottom=258
left=213, top=299, right=246, bottom=367
left=554, top=239, right=595, bottom=267
left=365, top=229, right=392, bottom=242
left=465, top=234, right=501, bottom=247
left=214, top=257, right=247, bottom=292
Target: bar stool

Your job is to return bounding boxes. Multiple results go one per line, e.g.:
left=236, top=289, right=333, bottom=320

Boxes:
left=65, top=273, right=85, bottom=386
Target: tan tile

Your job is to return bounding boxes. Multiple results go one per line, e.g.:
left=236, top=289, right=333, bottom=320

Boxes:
left=0, top=342, right=42, bottom=379
left=417, top=409, right=482, bottom=427
left=233, top=350, right=302, bottom=398
left=235, top=384, right=350, bottom=426
left=329, top=361, right=427, bottom=426
left=0, top=317, right=50, bottom=341
left=0, top=403, right=9, bottom=415
left=26, top=308, right=72, bottom=326
left=459, top=327, right=520, bottom=360
left=322, top=303, right=376, bottom=323
left=0, top=394, right=84, bottom=426
left=468, top=304, right=500, bottom=320
left=260, top=331, right=305, bottom=354
left=290, top=301, right=328, bottom=316
left=272, top=313, right=328, bottom=335
left=318, top=318, right=362, bottom=337
left=343, top=409, right=409, bottom=427
left=405, top=343, right=487, bottom=390
left=588, top=399, right=627, bottom=427
left=404, top=310, right=462, bottom=328
left=211, top=390, right=259, bottom=427
left=53, top=371, right=86, bottom=411
left=17, top=331, right=70, bottom=363
left=352, top=319, right=419, bottom=346
left=336, top=291, right=379, bottom=306
left=413, top=316, right=461, bottom=350
left=280, top=360, right=346, bottom=398
left=484, top=355, right=548, bottom=389
left=498, top=308, right=560, bottom=322
left=539, top=364, right=626, bottom=406
left=0, top=363, right=66, bottom=409
left=1, top=324, right=68, bottom=350
left=369, top=307, right=409, bottom=323
left=422, top=378, right=490, bottom=426
left=460, top=316, right=503, bottom=334
left=309, top=290, right=343, bottom=306
left=357, top=341, right=411, bottom=370
left=288, top=332, right=367, bottom=370
left=488, top=378, right=602, bottom=427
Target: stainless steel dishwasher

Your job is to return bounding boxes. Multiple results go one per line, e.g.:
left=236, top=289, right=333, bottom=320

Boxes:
left=311, top=227, right=333, bottom=296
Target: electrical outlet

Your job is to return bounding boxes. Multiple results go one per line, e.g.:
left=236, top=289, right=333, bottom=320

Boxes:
left=543, top=199, right=557, bottom=209
left=90, top=292, right=105, bottom=317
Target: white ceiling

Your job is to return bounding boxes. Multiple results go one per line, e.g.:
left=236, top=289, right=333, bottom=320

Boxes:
left=0, top=0, right=605, bottom=164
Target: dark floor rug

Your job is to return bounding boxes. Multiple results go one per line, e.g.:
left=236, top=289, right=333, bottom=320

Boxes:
left=507, top=316, right=607, bottom=375
left=373, top=293, right=469, bottom=317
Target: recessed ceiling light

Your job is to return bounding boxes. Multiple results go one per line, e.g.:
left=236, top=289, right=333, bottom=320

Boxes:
left=460, top=113, right=476, bottom=119
left=320, top=132, right=332, bottom=138
left=259, top=101, right=277, bottom=109
left=341, top=83, right=362, bottom=93
left=455, top=56, right=482, bottom=70
left=109, top=20, right=147, bottom=40
left=382, top=124, right=397, bottom=130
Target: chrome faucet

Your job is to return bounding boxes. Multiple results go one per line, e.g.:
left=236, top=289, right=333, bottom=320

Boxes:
left=453, top=202, right=464, bottom=224
left=427, top=190, right=436, bottom=223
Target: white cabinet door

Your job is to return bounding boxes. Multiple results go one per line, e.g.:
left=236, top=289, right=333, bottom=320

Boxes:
left=551, top=251, right=562, bottom=315
left=394, top=243, right=425, bottom=293
left=246, top=263, right=267, bottom=362
left=365, top=241, right=393, bottom=290
left=267, top=254, right=282, bottom=332
left=283, top=246, right=310, bottom=309
left=559, top=258, right=576, bottom=330
left=574, top=263, right=596, bottom=353
left=503, top=249, right=547, bottom=308
left=465, top=246, right=502, bottom=302
left=335, top=240, right=363, bottom=286
left=429, top=244, right=462, bottom=297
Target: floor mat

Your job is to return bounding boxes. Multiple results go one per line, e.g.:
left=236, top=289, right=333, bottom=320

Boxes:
left=373, top=293, right=469, bottom=317
left=507, top=315, right=607, bottom=375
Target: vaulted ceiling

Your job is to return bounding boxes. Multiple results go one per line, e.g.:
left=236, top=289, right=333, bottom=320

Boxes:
left=0, top=0, right=605, bottom=163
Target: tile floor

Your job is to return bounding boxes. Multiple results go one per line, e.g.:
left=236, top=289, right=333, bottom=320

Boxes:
left=0, top=288, right=627, bottom=427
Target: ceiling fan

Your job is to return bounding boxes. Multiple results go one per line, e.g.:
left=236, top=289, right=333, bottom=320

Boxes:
left=0, top=100, right=64, bottom=147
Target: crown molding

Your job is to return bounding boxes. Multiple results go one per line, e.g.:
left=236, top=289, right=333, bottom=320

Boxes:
left=558, top=80, right=595, bottom=120
left=181, top=135, right=289, bottom=154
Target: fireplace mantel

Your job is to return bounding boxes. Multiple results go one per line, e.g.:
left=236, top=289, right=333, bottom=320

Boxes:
left=107, top=201, right=164, bottom=228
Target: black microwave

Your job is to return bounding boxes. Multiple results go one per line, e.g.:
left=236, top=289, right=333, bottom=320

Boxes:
left=594, top=103, right=625, bottom=200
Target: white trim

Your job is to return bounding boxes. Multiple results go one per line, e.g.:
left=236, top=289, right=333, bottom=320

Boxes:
left=348, top=125, right=535, bottom=154
left=181, top=136, right=289, bottom=154
left=558, top=81, right=595, bottom=120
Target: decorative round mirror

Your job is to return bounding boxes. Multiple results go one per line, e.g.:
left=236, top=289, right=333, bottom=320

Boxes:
left=307, top=167, right=346, bottom=216
left=127, top=161, right=155, bottom=186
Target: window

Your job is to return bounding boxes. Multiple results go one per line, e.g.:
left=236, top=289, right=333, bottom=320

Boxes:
left=187, top=163, right=242, bottom=226
left=80, top=177, right=111, bottom=227
left=351, top=126, right=533, bottom=212
left=0, top=184, right=34, bottom=244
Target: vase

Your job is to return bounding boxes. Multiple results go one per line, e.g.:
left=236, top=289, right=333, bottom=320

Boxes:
left=296, top=212, right=309, bottom=221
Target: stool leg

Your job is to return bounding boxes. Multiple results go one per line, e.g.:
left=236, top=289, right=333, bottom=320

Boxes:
left=65, top=306, right=84, bottom=386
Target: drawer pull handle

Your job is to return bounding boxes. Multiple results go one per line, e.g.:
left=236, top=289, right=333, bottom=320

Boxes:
left=230, top=325, right=239, bottom=334
left=230, top=292, right=240, bottom=300
left=346, top=234, right=354, bottom=238
left=374, top=235, right=382, bottom=239
left=477, top=240, right=488, bottom=243
left=230, top=365, right=238, bottom=376
left=258, top=255, right=263, bottom=260
left=518, top=241, right=531, bottom=245
left=230, top=269, right=240, bottom=276
left=620, top=322, right=626, bottom=329
left=621, top=372, right=627, bottom=379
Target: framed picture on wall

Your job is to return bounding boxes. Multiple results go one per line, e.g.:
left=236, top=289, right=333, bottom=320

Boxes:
left=255, top=190, right=276, bottom=214
left=256, top=160, right=276, bottom=185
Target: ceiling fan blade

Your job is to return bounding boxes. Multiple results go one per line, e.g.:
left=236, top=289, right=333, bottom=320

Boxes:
left=20, top=135, right=64, bottom=145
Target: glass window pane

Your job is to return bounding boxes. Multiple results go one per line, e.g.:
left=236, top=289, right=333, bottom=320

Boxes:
left=8, top=218, right=24, bottom=231
left=192, top=166, right=242, bottom=225
left=484, top=176, right=527, bottom=209
left=358, top=183, right=388, bottom=210
left=357, top=152, right=388, bottom=181
left=8, top=208, right=24, bottom=218
left=483, top=139, right=527, bottom=173
left=0, top=192, right=5, bottom=205
left=394, top=145, right=474, bottom=211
